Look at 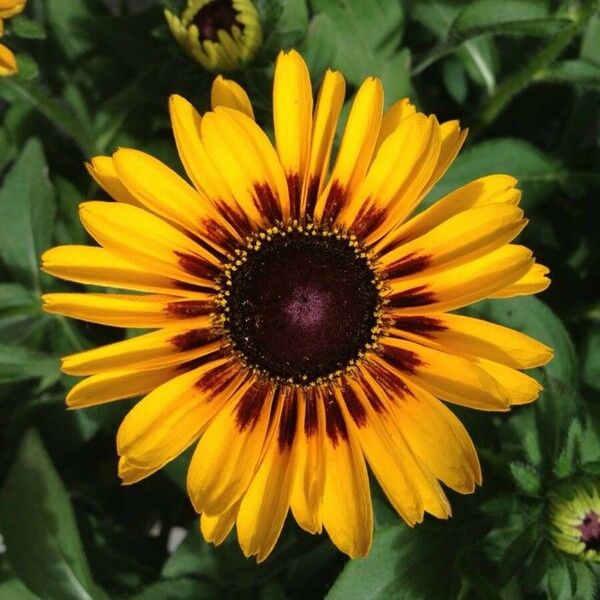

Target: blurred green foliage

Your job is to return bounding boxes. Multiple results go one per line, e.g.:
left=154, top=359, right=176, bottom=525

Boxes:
left=0, top=0, right=599, bottom=597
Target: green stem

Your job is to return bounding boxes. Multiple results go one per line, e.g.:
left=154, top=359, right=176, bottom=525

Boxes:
left=469, top=2, right=597, bottom=139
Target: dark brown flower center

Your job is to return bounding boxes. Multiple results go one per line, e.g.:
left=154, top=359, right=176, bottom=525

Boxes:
left=577, top=510, right=600, bottom=552
left=192, top=0, right=242, bottom=41
left=220, top=227, right=381, bottom=383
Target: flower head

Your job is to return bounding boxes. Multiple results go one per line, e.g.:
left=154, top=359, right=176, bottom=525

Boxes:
left=551, top=480, right=600, bottom=562
left=165, top=0, right=261, bottom=72
left=0, top=0, right=26, bottom=77
left=41, top=50, right=552, bottom=561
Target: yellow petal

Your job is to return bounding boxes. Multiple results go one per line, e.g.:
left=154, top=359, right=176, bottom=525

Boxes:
left=86, top=156, right=142, bottom=207
left=187, top=378, right=274, bottom=515
left=211, top=75, right=254, bottom=118
left=419, top=120, right=468, bottom=199
left=237, top=393, right=303, bottom=562
left=169, top=94, right=255, bottom=238
left=387, top=312, right=553, bottom=369
left=340, top=378, right=450, bottom=522
left=490, top=262, right=550, bottom=298
left=42, top=292, right=215, bottom=328
left=201, top=107, right=289, bottom=224
left=375, top=338, right=510, bottom=411
left=375, top=174, right=519, bottom=255
left=385, top=244, right=534, bottom=314
left=338, top=112, right=441, bottom=243
left=374, top=97, right=416, bottom=152
left=200, top=502, right=240, bottom=545
left=304, top=69, right=345, bottom=217
left=61, top=318, right=219, bottom=375
left=314, top=77, right=383, bottom=222
left=117, top=358, right=243, bottom=470
left=41, top=245, right=205, bottom=297
left=273, top=50, right=313, bottom=220
left=0, top=0, right=25, bottom=19
left=320, top=389, right=373, bottom=558
left=380, top=204, right=526, bottom=276
left=290, top=388, right=326, bottom=534
left=112, top=148, right=239, bottom=253
left=119, top=456, right=157, bottom=485
left=0, top=42, right=17, bottom=76
left=79, top=201, right=221, bottom=288
left=473, top=357, right=542, bottom=405
left=377, top=376, right=481, bottom=494
left=67, top=364, right=180, bottom=408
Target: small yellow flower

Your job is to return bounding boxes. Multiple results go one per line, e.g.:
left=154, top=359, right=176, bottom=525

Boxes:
left=165, top=0, right=262, bottom=72
left=42, top=51, right=552, bottom=562
left=551, top=480, right=600, bottom=562
left=0, top=0, right=25, bottom=77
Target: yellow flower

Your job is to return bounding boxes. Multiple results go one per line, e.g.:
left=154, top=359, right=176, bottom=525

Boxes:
left=551, top=480, right=600, bottom=563
left=41, top=50, right=552, bottom=561
left=165, top=0, right=262, bottom=72
left=0, top=0, right=26, bottom=77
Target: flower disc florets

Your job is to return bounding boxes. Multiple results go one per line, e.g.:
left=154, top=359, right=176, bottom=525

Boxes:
left=216, top=222, right=384, bottom=385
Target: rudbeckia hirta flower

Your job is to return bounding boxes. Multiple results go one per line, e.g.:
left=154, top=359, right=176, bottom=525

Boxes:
left=551, top=481, right=600, bottom=562
left=42, top=50, right=552, bottom=561
left=0, top=0, right=26, bottom=77
left=165, top=0, right=261, bottom=72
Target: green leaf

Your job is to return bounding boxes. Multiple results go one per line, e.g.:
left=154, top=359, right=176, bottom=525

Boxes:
left=0, top=430, right=102, bottom=600
left=0, top=139, right=56, bottom=292
left=411, top=0, right=566, bottom=75
left=582, top=460, right=600, bottom=475
left=579, top=420, right=600, bottom=465
left=533, top=379, right=581, bottom=466
left=409, top=0, right=453, bottom=38
left=553, top=419, right=583, bottom=478
left=0, top=283, right=39, bottom=315
left=493, top=518, right=541, bottom=587
left=14, top=54, right=40, bottom=81
left=540, top=59, right=600, bottom=90
left=581, top=12, right=600, bottom=65
left=300, top=14, right=338, bottom=80
left=510, top=462, right=541, bottom=495
left=0, top=79, right=97, bottom=156
left=449, top=1, right=569, bottom=41
left=545, top=561, right=572, bottom=600
left=46, top=0, right=98, bottom=61
left=53, top=176, right=89, bottom=246
left=569, top=562, right=598, bottom=600
left=0, top=344, right=58, bottom=385
left=277, top=0, right=309, bottom=42
left=130, top=578, right=218, bottom=600
left=427, top=138, right=562, bottom=211
left=523, top=429, right=542, bottom=467
left=0, top=127, right=16, bottom=172
left=0, top=578, right=40, bottom=599
left=325, top=525, right=401, bottom=599
left=378, top=49, right=413, bottom=108
left=442, top=58, right=468, bottom=103
left=327, top=523, right=463, bottom=599
left=10, top=15, right=46, bottom=39
left=582, top=326, right=600, bottom=389
left=0, top=285, right=47, bottom=346
left=463, top=297, right=577, bottom=387
left=310, top=0, right=404, bottom=86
